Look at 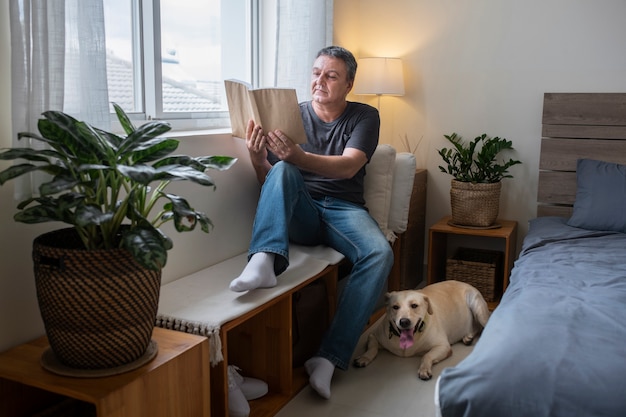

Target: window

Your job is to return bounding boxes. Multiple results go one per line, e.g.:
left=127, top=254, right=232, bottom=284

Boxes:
left=103, top=0, right=253, bottom=130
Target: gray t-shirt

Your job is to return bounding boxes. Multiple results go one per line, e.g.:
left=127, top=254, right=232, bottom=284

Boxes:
left=268, top=101, right=379, bottom=206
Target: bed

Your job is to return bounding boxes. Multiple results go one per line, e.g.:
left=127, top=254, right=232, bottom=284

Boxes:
left=435, top=93, right=626, bottom=417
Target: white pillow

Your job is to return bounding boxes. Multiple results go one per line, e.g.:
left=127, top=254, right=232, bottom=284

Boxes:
left=388, top=152, right=417, bottom=233
left=364, top=144, right=396, bottom=240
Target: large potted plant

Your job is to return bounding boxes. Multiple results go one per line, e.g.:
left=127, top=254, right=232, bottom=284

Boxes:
left=438, top=133, right=521, bottom=228
left=0, top=104, right=236, bottom=374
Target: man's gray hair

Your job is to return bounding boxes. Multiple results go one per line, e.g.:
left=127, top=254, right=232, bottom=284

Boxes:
left=316, top=46, right=358, bottom=82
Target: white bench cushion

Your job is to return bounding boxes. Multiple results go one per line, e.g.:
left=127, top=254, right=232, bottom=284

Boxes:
left=364, top=144, right=396, bottom=240
left=389, top=152, right=417, bottom=233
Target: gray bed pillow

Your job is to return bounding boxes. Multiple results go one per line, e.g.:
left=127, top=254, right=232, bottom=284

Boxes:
left=567, top=158, right=626, bottom=233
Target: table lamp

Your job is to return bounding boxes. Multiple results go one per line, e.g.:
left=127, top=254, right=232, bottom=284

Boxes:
left=353, top=57, right=405, bottom=109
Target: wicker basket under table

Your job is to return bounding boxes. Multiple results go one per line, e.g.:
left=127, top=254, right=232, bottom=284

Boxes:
left=446, top=247, right=503, bottom=302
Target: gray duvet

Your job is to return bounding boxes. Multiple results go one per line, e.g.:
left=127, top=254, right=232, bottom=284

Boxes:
left=437, top=216, right=626, bottom=417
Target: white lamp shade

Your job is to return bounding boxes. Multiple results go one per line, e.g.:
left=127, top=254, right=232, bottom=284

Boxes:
left=353, top=57, right=405, bottom=96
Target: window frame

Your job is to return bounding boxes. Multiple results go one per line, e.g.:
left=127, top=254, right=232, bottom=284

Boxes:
left=110, top=0, right=258, bottom=132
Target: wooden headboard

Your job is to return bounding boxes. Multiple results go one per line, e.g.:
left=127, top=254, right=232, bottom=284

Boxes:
left=537, top=93, right=626, bottom=217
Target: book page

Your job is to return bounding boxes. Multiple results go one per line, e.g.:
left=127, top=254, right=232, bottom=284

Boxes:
left=249, top=88, right=307, bottom=144
left=224, top=80, right=259, bottom=139
left=224, top=79, right=307, bottom=144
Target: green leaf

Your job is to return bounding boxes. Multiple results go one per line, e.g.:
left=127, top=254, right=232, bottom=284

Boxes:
left=117, top=164, right=217, bottom=186
left=159, top=212, right=174, bottom=222
left=39, top=175, right=80, bottom=195
left=157, top=166, right=216, bottom=186
left=75, top=121, right=117, bottom=161
left=74, top=204, right=115, bottom=227
left=131, top=138, right=180, bottom=163
left=117, top=120, right=172, bottom=156
left=151, top=226, right=174, bottom=250
left=0, top=147, right=58, bottom=163
left=38, top=112, right=93, bottom=158
left=77, top=163, right=111, bottom=172
left=15, top=194, right=84, bottom=225
left=152, top=155, right=205, bottom=170
left=0, top=163, right=67, bottom=185
left=195, top=211, right=213, bottom=233
left=162, top=193, right=198, bottom=232
left=196, top=155, right=238, bottom=171
left=121, top=226, right=169, bottom=270
left=113, top=103, right=136, bottom=136
left=92, top=126, right=123, bottom=150
left=54, top=193, right=86, bottom=210
left=116, top=164, right=160, bottom=184
left=161, top=194, right=213, bottom=233
left=0, top=164, right=41, bottom=185
left=16, top=131, right=53, bottom=146
left=14, top=204, right=65, bottom=224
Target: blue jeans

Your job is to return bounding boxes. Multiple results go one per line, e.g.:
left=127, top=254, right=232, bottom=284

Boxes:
left=248, top=162, right=394, bottom=370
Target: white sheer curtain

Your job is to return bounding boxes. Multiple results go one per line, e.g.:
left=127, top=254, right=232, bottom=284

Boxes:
left=9, top=0, right=110, bottom=200
left=274, top=0, right=334, bottom=102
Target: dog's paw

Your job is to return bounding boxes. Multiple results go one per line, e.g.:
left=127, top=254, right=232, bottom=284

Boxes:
left=353, top=356, right=371, bottom=368
left=462, top=334, right=474, bottom=345
left=418, top=367, right=433, bottom=380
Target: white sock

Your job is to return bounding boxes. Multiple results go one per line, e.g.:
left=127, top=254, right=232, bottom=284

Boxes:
left=229, top=252, right=277, bottom=292
left=305, top=356, right=335, bottom=399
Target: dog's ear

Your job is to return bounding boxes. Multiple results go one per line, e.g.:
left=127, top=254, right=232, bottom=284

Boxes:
left=385, top=292, right=393, bottom=304
left=424, top=295, right=433, bottom=315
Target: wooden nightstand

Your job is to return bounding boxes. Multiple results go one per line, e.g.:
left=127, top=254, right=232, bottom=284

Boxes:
left=427, top=215, right=517, bottom=309
left=0, top=327, right=210, bottom=417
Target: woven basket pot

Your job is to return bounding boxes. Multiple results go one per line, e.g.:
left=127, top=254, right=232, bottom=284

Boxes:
left=32, top=228, right=161, bottom=370
left=450, top=180, right=502, bottom=227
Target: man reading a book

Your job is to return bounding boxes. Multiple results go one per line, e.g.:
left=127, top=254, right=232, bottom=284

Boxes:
left=229, top=45, right=393, bottom=400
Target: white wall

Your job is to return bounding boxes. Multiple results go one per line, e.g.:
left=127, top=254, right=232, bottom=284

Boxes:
left=2, top=0, right=626, bottom=352
left=335, top=0, right=626, bottom=251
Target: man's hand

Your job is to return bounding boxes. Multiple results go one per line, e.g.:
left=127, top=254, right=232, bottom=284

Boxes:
left=266, top=129, right=303, bottom=162
left=246, top=119, right=267, bottom=161
left=267, top=129, right=366, bottom=180
left=245, top=119, right=272, bottom=184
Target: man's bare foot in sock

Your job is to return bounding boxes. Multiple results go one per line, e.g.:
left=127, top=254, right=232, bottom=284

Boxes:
left=305, top=356, right=335, bottom=399
left=229, top=252, right=277, bottom=292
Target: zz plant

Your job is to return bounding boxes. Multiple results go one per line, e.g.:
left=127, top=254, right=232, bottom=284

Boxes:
left=438, top=133, right=521, bottom=183
left=0, top=103, right=236, bottom=270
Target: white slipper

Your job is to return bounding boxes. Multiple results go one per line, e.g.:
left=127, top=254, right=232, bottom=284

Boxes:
left=228, top=366, right=250, bottom=417
left=228, top=365, right=269, bottom=400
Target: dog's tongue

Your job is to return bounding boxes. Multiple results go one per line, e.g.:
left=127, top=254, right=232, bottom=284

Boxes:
left=399, top=329, right=414, bottom=349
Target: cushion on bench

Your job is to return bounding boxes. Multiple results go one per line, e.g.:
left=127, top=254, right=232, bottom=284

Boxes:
left=389, top=152, right=417, bottom=234
left=364, top=144, right=397, bottom=240
left=364, top=144, right=417, bottom=241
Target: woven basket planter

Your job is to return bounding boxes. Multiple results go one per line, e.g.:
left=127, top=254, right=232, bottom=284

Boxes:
left=32, top=228, right=161, bottom=371
left=450, top=180, right=502, bottom=227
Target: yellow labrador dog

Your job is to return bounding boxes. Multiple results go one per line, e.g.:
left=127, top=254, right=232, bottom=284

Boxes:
left=353, top=280, right=490, bottom=380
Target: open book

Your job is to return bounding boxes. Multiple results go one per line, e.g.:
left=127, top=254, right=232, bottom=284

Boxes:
left=224, top=79, right=307, bottom=144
